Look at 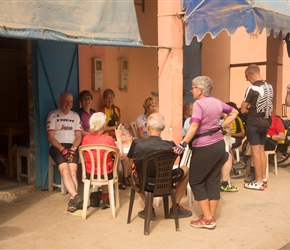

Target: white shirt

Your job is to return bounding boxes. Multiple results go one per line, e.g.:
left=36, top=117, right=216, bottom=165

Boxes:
left=47, top=109, right=82, bottom=143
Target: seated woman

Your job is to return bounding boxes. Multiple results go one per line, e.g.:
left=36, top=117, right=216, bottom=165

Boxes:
left=99, top=89, right=121, bottom=139
left=136, top=97, right=157, bottom=139
left=81, top=112, right=124, bottom=207
left=78, top=90, right=95, bottom=136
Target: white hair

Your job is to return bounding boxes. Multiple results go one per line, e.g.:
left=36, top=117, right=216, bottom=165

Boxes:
left=89, top=112, right=107, bottom=133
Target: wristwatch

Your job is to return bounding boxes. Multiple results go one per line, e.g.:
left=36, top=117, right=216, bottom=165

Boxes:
left=180, top=141, right=188, bottom=147
left=72, top=146, right=77, bottom=150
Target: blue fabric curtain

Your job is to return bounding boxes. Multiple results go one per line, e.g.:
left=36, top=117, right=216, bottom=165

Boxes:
left=0, top=1, right=143, bottom=47
left=182, top=0, right=290, bottom=45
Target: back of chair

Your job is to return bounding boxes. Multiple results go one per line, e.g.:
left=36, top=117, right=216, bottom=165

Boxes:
left=78, top=144, right=120, bottom=183
left=140, top=149, right=179, bottom=197
left=130, top=122, right=139, bottom=138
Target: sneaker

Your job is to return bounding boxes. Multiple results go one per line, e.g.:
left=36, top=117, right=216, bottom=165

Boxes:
left=244, top=181, right=265, bottom=190
left=220, top=183, right=239, bottom=192
left=232, top=161, right=247, bottom=170
left=67, top=199, right=77, bottom=213
left=244, top=173, right=255, bottom=182
left=138, top=208, right=156, bottom=220
left=99, top=199, right=110, bottom=209
left=233, top=169, right=241, bottom=175
left=73, top=194, right=83, bottom=209
left=169, top=205, right=192, bottom=219
left=190, top=215, right=216, bottom=229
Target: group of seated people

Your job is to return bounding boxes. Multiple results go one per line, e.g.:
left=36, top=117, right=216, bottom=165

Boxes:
left=47, top=90, right=193, bottom=219
left=47, top=90, right=129, bottom=213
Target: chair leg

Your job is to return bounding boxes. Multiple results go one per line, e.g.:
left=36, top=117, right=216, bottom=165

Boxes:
left=163, top=196, right=169, bottom=218
left=171, top=191, right=180, bottom=231
left=266, top=153, right=269, bottom=179
left=108, top=181, right=116, bottom=219
left=274, top=153, right=278, bottom=175
left=187, top=183, right=192, bottom=207
left=115, top=181, right=120, bottom=210
left=82, top=180, right=90, bottom=220
left=144, top=192, right=154, bottom=235
left=127, top=188, right=135, bottom=224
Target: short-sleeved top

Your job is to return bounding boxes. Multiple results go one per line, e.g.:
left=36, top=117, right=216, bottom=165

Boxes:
left=81, top=133, right=117, bottom=175
left=77, top=108, right=96, bottom=132
left=127, top=136, right=175, bottom=176
left=46, top=109, right=82, bottom=144
left=231, top=116, right=245, bottom=135
left=136, top=114, right=147, bottom=137
left=182, top=117, right=190, bottom=138
left=268, top=115, right=285, bottom=136
left=99, top=105, right=121, bottom=137
left=190, top=96, right=232, bottom=147
left=243, top=80, right=273, bottom=128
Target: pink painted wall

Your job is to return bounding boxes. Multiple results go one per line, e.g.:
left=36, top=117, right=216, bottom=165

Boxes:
left=78, top=0, right=159, bottom=125
left=202, top=27, right=290, bottom=116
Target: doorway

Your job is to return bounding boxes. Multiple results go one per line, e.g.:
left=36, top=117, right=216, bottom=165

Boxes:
left=0, top=37, right=31, bottom=192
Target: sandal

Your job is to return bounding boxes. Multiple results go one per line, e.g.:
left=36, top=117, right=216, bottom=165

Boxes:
left=244, top=181, right=265, bottom=190
left=232, top=161, right=247, bottom=170
left=263, top=180, right=268, bottom=188
left=190, top=215, right=216, bottom=229
left=67, top=199, right=77, bottom=213
left=124, top=176, right=132, bottom=186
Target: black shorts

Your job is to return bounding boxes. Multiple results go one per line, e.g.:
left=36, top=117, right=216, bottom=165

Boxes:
left=50, top=143, right=79, bottom=166
left=232, top=137, right=243, bottom=149
left=247, top=125, right=268, bottom=146
left=265, top=138, right=277, bottom=151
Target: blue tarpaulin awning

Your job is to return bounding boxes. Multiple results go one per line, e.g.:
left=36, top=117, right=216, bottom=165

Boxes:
left=0, top=1, right=143, bottom=47
left=182, top=0, right=290, bottom=45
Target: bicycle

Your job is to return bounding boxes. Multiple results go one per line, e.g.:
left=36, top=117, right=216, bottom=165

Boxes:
left=240, top=128, right=290, bottom=167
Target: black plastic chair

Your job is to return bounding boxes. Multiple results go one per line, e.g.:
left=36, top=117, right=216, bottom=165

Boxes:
left=127, top=149, right=180, bottom=235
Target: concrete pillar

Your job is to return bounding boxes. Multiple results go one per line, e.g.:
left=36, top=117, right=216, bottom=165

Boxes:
left=267, top=32, right=283, bottom=114
left=158, top=1, right=183, bottom=143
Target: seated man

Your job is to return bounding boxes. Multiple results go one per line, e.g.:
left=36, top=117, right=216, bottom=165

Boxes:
left=226, top=102, right=246, bottom=165
left=47, top=92, right=83, bottom=213
left=127, top=113, right=192, bottom=219
left=233, top=114, right=285, bottom=184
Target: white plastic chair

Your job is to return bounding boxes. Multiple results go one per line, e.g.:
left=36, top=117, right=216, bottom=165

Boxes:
left=265, top=144, right=278, bottom=178
left=130, top=122, right=139, bottom=138
left=179, top=146, right=193, bottom=207
left=78, top=144, right=120, bottom=219
left=233, top=147, right=240, bottom=162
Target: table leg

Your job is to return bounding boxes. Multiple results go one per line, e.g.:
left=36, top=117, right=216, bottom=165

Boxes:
left=8, top=129, right=14, bottom=178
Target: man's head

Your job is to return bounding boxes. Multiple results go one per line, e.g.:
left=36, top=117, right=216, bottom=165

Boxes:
left=245, top=64, right=262, bottom=83
left=146, top=113, right=165, bottom=135
left=58, top=92, right=73, bottom=115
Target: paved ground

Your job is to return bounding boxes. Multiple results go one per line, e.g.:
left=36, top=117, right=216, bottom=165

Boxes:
left=1, top=164, right=290, bottom=250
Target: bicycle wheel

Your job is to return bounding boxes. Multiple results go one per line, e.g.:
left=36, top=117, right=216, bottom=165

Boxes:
left=270, top=144, right=290, bottom=164
left=240, top=139, right=249, bottom=156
